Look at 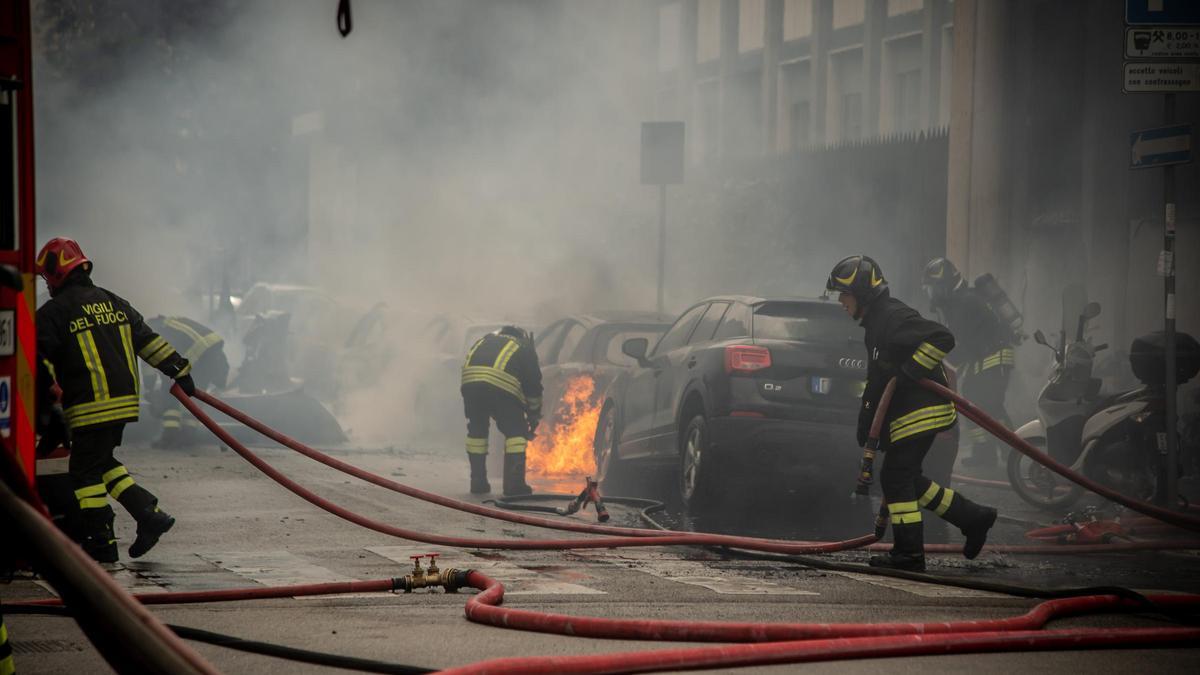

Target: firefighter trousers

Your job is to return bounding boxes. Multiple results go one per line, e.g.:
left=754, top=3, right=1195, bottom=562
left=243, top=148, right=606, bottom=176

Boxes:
left=961, top=365, right=1012, bottom=464
left=462, top=383, right=529, bottom=456
left=70, top=425, right=160, bottom=543
left=880, top=433, right=994, bottom=550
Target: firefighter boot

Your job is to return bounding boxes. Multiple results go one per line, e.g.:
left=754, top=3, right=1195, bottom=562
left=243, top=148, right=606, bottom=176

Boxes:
left=129, top=507, right=176, bottom=559
left=79, top=506, right=119, bottom=564
left=503, top=452, right=533, bottom=497
left=939, top=493, right=997, bottom=560
left=468, top=453, right=491, bottom=494
left=869, top=521, right=925, bottom=572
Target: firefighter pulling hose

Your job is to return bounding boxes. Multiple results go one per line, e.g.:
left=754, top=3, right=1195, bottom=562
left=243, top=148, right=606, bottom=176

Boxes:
left=827, top=255, right=999, bottom=571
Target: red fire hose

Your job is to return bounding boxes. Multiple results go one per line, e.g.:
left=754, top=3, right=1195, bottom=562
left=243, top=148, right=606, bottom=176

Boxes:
left=174, top=387, right=876, bottom=554
left=178, top=388, right=1200, bottom=555
left=919, top=379, right=1200, bottom=533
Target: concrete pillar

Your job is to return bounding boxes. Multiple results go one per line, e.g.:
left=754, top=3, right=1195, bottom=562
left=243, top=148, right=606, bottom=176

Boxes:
left=863, top=0, right=887, bottom=138
left=945, top=0, right=1010, bottom=281
left=811, top=0, right=832, bottom=144
left=762, top=0, right=784, bottom=153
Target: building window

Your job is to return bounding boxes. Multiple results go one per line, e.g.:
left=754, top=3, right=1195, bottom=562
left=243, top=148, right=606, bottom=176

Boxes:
left=784, top=0, right=812, bottom=40
left=656, top=86, right=681, bottom=120
left=658, top=3, right=682, bottom=72
left=833, top=0, right=865, bottom=29
left=781, top=60, right=812, bottom=149
left=698, top=0, right=721, bottom=63
left=887, top=0, right=923, bottom=16
left=882, top=33, right=923, bottom=134
left=739, top=0, right=766, bottom=52
left=939, top=24, right=954, bottom=127
left=730, top=70, right=762, bottom=157
left=827, top=48, right=863, bottom=142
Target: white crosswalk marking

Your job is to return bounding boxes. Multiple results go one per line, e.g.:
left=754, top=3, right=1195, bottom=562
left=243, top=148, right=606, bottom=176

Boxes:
left=828, top=571, right=1009, bottom=598
left=367, top=546, right=606, bottom=595
left=566, top=549, right=818, bottom=595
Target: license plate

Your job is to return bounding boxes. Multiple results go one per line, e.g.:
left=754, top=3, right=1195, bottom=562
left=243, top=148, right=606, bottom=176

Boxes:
left=810, top=376, right=831, bottom=395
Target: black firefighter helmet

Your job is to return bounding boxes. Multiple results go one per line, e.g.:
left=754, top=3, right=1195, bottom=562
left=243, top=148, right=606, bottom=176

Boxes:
left=497, top=325, right=534, bottom=348
left=826, top=255, right=889, bottom=312
left=922, top=257, right=963, bottom=301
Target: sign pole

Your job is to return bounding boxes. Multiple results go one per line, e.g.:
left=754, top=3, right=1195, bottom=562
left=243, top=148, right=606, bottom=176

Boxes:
left=1162, top=92, right=1179, bottom=508
left=657, top=183, right=667, bottom=317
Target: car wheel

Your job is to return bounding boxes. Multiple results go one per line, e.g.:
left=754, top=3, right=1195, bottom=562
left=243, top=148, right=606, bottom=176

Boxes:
left=679, top=414, right=718, bottom=511
left=594, top=402, right=627, bottom=488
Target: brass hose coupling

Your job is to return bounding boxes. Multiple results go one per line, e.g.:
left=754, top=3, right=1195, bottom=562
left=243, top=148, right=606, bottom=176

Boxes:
left=392, top=554, right=473, bottom=593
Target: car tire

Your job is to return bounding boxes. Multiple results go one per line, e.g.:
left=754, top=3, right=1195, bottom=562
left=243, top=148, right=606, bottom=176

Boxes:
left=679, top=414, right=719, bottom=512
left=594, top=402, right=629, bottom=490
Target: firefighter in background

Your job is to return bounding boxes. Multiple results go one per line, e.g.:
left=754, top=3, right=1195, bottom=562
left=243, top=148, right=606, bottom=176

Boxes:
left=36, top=238, right=196, bottom=563
left=827, top=255, right=997, bottom=572
left=923, top=258, right=1014, bottom=471
left=461, top=326, right=542, bottom=496
left=146, top=316, right=228, bottom=448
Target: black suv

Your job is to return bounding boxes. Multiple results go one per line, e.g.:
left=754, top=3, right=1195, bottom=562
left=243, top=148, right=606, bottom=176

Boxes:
left=594, top=296, right=867, bottom=509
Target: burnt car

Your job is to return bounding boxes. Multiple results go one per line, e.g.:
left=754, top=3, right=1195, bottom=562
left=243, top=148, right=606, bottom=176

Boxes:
left=535, top=312, right=671, bottom=425
left=593, top=296, right=867, bottom=509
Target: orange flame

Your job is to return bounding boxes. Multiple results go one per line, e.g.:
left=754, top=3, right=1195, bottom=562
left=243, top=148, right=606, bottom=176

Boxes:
left=527, top=375, right=602, bottom=484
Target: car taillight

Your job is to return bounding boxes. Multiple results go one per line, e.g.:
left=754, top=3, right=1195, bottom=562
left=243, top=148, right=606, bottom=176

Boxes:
left=725, top=345, right=771, bottom=374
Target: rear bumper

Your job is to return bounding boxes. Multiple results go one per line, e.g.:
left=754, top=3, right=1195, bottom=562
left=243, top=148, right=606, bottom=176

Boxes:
left=707, top=415, right=859, bottom=484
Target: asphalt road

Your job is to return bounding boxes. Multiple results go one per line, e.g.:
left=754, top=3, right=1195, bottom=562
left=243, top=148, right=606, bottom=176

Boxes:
left=5, top=435, right=1200, bottom=674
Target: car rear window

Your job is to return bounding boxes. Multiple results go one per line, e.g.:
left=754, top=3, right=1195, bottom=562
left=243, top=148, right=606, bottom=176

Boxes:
left=752, top=302, right=856, bottom=344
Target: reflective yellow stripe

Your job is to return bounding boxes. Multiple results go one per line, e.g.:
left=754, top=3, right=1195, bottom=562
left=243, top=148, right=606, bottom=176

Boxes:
left=65, top=394, right=140, bottom=417
left=77, top=331, right=109, bottom=401
left=176, top=362, right=192, bottom=377
left=119, top=324, right=139, bottom=396
left=890, top=403, right=956, bottom=431
left=890, top=411, right=957, bottom=442
left=144, top=342, right=177, bottom=367
left=935, top=488, right=956, bottom=516
left=917, top=341, right=946, bottom=360
left=138, top=335, right=166, bottom=359
left=109, top=476, right=136, bottom=499
left=464, top=338, right=485, bottom=367
left=504, top=437, right=527, bottom=454
left=918, top=482, right=941, bottom=508
left=461, top=367, right=526, bottom=403
left=466, top=438, right=489, bottom=454
left=912, top=350, right=938, bottom=369
left=493, top=339, right=519, bottom=371
left=101, top=466, right=129, bottom=484
left=891, top=511, right=923, bottom=524
left=165, top=318, right=222, bottom=362
left=887, top=500, right=919, bottom=514
left=78, top=497, right=109, bottom=510
left=67, top=405, right=141, bottom=429
left=74, top=483, right=106, bottom=499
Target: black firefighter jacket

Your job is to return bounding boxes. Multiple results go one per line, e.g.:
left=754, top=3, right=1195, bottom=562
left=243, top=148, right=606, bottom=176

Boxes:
left=38, top=276, right=191, bottom=431
left=857, top=293, right=957, bottom=447
left=932, top=288, right=1013, bottom=374
left=461, top=333, right=544, bottom=415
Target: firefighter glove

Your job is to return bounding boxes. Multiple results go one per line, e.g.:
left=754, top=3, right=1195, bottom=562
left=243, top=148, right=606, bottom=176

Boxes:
left=899, top=359, right=927, bottom=382
left=175, top=373, right=196, bottom=397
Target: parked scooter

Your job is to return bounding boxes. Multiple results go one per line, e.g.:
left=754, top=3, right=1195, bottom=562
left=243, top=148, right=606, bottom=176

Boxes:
left=1007, top=302, right=1200, bottom=510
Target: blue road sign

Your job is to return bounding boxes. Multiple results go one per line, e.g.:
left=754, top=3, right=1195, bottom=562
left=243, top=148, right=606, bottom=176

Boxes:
left=1130, top=124, right=1193, bottom=169
left=1127, top=0, right=1200, bottom=25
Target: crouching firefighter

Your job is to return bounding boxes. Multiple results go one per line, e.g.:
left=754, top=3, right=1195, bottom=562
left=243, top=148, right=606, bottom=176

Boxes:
left=36, top=238, right=197, bottom=563
left=461, top=326, right=543, bottom=497
left=827, top=255, right=998, bottom=572
left=146, top=315, right=229, bottom=448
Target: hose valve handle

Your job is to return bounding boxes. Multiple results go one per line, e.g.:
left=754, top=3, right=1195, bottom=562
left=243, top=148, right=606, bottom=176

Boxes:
left=425, top=553, right=440, bottom=574
left=409, top=555, right=424, bottom=574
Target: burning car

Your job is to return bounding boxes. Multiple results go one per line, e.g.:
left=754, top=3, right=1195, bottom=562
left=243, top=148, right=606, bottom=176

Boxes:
left=593, top=296, right=866, bottom=510
left=525, top=313, right=670, bottom=489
